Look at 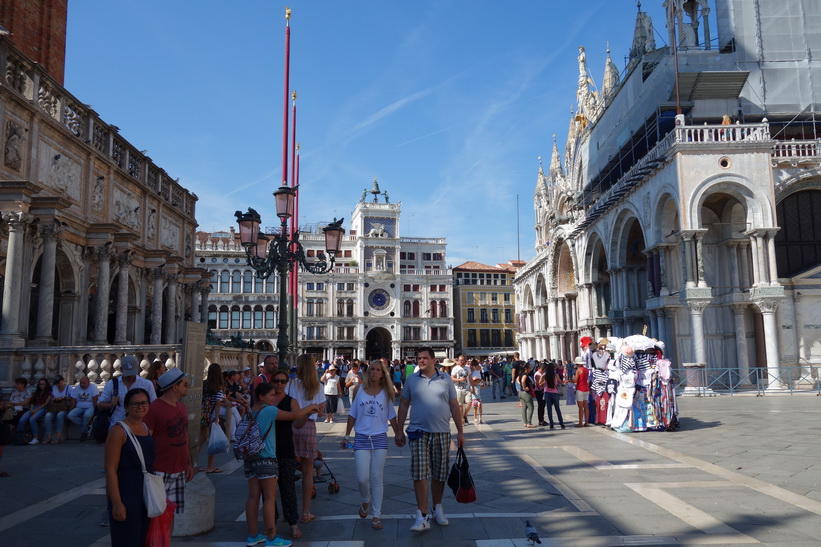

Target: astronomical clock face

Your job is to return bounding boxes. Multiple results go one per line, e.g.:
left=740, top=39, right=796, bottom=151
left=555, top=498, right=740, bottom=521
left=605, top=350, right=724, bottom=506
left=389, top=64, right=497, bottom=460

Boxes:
left=368, top=288, right=390, bottom=311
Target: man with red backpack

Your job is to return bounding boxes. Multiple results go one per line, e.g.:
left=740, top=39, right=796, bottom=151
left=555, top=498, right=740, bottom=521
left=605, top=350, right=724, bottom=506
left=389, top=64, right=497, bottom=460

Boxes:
left=251, top=355, right=278, bottom=405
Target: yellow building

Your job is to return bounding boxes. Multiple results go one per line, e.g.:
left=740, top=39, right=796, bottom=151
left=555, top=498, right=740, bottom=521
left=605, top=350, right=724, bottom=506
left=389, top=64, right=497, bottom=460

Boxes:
left=453, top=261, right=523, bottom=358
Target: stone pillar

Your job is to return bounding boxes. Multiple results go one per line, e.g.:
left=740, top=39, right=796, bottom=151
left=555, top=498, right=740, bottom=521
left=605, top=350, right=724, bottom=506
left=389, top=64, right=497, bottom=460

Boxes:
left=765, top=230, right=780, bottom=286
left=648, top=309, right=658, bottom=339
left=731, top=304, right=752, bottom=386
left=653, top=250, right=661, bottom=297
left=200, top=287, right=210, bottom=325
left=737, top=241, right=751, bottom=288
left=35, top=221, right=63, bottom=339
left=1, top=212, right=32, bottom=338
left=686, top=299, right=710, bottom=366
left=94, top=245, right=115, bottom=343
left=755, top=299, right=783, bottom=389
left=646, top=252, right=655, bottom=297
left=150, top=268, right=164, bottom=344
left=659, top=246, right=670, bottom=296
left=728, top=241, right=741, bottom=293
left=191, top=286, right=202, bottom=323
left=114, top=252, right=132, bottom=344
left=164, top=273, right=178, bottom=344
left=748, top=234, right=762, bottom=286
left=656, top=308, right=668, bottom=346
left=682, top=235, right=696, bottom=288
left=695, top=232, right=708, bottom=288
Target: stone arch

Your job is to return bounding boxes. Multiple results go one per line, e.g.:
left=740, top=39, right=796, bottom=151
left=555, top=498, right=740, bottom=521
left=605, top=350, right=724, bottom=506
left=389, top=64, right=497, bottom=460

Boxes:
left=583, top=232, right=611, bottom=322
left=609, top=204, right=647, bottom=269
left=652, top=187, right=681, bottom=246
left=688, top=174, right=774, bottom=230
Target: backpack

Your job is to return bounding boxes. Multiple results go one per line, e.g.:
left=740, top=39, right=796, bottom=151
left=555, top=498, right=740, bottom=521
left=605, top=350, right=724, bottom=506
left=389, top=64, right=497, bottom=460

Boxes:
left=232, top=409, right=274, bottom=461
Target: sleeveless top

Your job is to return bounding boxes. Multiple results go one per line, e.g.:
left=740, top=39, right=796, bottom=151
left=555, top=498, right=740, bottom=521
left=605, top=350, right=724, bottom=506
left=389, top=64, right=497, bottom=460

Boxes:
left=274, top=394, right=295, bottom=459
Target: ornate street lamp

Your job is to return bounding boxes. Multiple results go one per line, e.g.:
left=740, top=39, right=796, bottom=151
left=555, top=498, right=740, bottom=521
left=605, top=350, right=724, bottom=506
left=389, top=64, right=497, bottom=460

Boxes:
left=235, top=190, right=344, bottom=368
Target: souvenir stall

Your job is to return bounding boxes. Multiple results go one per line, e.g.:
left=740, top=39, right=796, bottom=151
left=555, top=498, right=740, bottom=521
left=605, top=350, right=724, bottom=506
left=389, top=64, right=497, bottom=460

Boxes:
left=590, top=335, right=680, bottom=432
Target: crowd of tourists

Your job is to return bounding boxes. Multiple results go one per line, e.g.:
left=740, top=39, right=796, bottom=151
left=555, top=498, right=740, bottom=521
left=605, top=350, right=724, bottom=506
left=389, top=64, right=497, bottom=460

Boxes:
left=0, top=339, right=675, bottom=546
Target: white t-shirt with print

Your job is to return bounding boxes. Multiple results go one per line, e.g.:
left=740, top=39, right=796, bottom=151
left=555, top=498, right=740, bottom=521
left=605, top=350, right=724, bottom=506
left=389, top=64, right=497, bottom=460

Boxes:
left=71, top=383, right=100, bottom=409
left=349, top=389, right=396, bottom=437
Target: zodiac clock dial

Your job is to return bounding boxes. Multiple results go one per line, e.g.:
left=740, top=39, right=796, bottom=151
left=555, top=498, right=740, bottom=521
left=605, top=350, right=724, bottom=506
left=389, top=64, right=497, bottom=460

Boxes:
left=368, top=288, right=390, bottom=311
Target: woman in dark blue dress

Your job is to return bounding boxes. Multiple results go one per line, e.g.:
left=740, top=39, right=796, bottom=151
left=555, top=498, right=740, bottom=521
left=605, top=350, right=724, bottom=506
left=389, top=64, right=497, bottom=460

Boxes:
left=104, top=388, right=155, bottom=546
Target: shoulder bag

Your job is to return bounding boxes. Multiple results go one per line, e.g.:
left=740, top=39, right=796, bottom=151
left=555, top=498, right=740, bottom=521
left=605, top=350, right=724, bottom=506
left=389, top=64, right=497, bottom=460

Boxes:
left=92, top=378, right=118, bottom=443
left=119, top=420, right=167, bottom=518
left=447, top=446, right=477, bottom=503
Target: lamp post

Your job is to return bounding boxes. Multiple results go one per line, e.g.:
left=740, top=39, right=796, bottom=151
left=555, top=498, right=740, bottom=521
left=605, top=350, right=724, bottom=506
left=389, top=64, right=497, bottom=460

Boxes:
left=235, top=185, right=344, bottom=370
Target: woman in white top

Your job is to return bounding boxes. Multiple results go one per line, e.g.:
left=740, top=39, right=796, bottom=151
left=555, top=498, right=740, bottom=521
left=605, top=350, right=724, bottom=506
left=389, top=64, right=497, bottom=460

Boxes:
left=320, top=365, right=342, bottom=424
left=341, top=359, right=401, bottom=530
left=44, top=375, right=71, bottom=444
left=345, top=361, right=363, bottom=401
left=286, top=354, right=326, bottom=523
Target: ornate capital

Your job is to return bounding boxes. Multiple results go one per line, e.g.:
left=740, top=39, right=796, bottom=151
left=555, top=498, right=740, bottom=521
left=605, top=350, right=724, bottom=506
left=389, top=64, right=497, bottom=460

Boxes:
left=2, top=211, right=33, bottom=231
left=96, top=244, right=116, bottom=261
left=164, top=272, right=179, bottom=284
left=685, top=299, right=711, bottom=314
left=39, top=220, right=64, bottom=242
left=754, top=299, right=780, bottom=314
left=117, top=251, right=133, bottom=268
left=731, top=303, right=749, bottom=314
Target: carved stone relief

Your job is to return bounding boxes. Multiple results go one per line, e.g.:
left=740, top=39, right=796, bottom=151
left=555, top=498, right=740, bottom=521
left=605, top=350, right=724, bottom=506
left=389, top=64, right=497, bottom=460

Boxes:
left=4, top=120, right=25, bottom=171
left=161, top=216, right=180, bottom=250
left=113, top=187, right=141, bottom=230
left=38, top=142, right=81, bottom=201
left=91, top=175, right=105, bottom=214
left=146, top=205, right=157, bottom=241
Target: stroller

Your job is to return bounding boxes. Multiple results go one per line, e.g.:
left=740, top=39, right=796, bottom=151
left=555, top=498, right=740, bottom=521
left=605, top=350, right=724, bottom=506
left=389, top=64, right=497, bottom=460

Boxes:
left=296, top=450, right=340, bottom=496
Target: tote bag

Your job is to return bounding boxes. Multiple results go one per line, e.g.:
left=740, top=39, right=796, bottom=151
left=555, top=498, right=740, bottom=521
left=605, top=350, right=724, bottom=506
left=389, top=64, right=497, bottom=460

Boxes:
left=447, top=446, right=477, bottom=503
left=119, top=421, right=167, bottom=518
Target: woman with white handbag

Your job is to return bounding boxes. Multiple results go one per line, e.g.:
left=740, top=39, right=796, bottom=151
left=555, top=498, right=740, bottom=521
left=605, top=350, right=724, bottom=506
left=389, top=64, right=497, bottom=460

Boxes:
left=104, top=388, right=156, bottom=546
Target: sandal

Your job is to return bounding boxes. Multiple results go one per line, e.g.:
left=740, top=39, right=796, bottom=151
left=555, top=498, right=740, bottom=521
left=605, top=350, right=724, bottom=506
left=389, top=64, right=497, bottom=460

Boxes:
left=290, top=525, right=302, bottom=539
left=358, top=502, right=369, bottom=518
left=205, top=468, right=223, bottom=474
left=371, top=517, right=383, bottom=530
left=301, top=513, right=316, bottom=523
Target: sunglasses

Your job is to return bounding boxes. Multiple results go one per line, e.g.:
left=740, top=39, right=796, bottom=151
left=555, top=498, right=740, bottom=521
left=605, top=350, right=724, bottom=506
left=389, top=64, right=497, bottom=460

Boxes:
left=271, top=379, right=288, bottom=384
left=128, top=401, right=150, bottom=407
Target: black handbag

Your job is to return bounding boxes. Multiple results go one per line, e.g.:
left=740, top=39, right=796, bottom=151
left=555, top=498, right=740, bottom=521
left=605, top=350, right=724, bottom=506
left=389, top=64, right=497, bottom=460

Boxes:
left=92, top=378, right=118, bottom=443
left=447, top=446, right=476, bottom=503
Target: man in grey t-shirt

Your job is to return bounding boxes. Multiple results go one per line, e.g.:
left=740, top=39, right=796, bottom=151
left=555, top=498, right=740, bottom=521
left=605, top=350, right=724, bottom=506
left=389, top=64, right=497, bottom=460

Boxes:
left=396, top=347, right=464, bottom=533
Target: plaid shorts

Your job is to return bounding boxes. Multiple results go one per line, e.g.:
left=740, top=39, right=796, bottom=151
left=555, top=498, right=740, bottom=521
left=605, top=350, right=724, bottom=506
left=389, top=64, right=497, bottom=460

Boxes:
left=410, top=431, right=451, bottom=481
left=161, top=471, right=186, bottom=514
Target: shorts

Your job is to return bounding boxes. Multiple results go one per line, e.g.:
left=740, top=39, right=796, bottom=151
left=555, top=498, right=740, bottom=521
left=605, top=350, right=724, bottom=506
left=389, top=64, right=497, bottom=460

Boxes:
left=576, top=390, right=590, bottom=399
left=471, top=398, right=482, bottom=407
left=456, top=390, right=470, bottom=405
left=292, top=420, right=318, bottom=459
left=244, top=457, right=279, bottom=480
left=410, top=431, right=451, bottom=482
left=161, top=471, right=186, bottom=513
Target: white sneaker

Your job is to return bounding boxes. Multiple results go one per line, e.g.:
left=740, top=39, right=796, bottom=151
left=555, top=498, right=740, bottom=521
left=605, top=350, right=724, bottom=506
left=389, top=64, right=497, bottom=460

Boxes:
left=433, top=504, right=449, bottom=526
left=409, top=509, right=430, bottom=532
left=28, top=438, right=39, bottom=445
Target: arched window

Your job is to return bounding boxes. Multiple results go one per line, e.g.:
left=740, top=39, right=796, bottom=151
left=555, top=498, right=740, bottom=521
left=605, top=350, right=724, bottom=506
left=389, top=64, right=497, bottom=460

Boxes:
left=220, top=271, right=229, bottom=293
left=231, top=305, right=241, bottom=328
left=412, top=300, right=420, bottom=317
left=243, top=271, right=253, bottom=293
left=219, top=305, right=229, bottom=329
left=403, top=300, right=411, bottom=317
left=306, top=299, right=314, bottom=317
left=254, top=306, right=263, bottom=328
left=242, top=306, right=252, bottom=328
left=346, top=299, right=354, bottom=317
left=208, top=304, right=217, bottom=329
left=430, top=301, right=438, bottom=318
left=210, top=271, right=218, bottom=293
left=265, top=305, right=275, bottom=329
left=337, top=299, right=345, bottom=317
left=439, top=300, right=447, bottom=317
left=776, top=189, right=821, bottom=277
left=265, top=277, right=276, bottom=294
left=315, top=299, right=325, bottom=317
left=254, top=274, right=264, bottom=294
left=231, top=271, right=241, bottom=293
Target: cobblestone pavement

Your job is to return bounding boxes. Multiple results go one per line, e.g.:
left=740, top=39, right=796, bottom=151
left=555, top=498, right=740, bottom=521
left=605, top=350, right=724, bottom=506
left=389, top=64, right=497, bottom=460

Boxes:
left=1, top=393, right=820, bottom=546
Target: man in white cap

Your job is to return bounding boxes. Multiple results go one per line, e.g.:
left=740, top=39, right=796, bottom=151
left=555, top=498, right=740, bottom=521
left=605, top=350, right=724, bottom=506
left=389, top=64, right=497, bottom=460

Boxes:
left=97, top=355, right=157, bottom=428
left=144, top=368, right=194, bottom=522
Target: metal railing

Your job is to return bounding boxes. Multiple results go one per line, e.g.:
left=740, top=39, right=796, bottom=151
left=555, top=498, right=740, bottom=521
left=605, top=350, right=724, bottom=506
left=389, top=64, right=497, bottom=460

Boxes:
left=676, top=365, right=821, bottom=396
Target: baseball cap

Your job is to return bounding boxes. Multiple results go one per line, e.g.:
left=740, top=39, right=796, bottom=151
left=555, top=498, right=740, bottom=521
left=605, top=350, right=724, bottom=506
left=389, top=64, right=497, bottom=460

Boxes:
left=121, top=356, right=139, bottom=377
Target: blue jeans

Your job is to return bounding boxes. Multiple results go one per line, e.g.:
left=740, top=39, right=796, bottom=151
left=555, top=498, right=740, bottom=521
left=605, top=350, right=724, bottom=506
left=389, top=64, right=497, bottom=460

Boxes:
left=545, top=392, right=564, bottom=427
left=67, top=406, right=95, bottom=430
left=44, top=410, right=68, bottom=434
left=492, top=377, right=504, bottom=398
left=17, top=407, right=47, bottom=436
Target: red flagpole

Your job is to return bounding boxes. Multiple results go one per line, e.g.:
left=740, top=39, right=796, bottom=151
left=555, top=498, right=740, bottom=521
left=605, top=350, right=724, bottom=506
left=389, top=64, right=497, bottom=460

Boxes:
left=282, top=11, right=291, bottom=188
left=292, top=144, right=300, bottom=309
left=290, top=93, right=298, bottom=309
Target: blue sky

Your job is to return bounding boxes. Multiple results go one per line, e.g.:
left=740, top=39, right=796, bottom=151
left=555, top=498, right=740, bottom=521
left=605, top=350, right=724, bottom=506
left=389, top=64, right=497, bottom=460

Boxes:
left=64, top=0, right=672, bottom=268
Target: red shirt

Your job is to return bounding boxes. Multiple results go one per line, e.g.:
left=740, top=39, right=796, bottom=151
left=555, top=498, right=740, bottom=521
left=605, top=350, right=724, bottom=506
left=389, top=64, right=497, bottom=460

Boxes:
left=144, top=398, right=189, bottom=473
left=575, top=367, right=590, bottom=391
left=251, top=371, right=271, bottom=400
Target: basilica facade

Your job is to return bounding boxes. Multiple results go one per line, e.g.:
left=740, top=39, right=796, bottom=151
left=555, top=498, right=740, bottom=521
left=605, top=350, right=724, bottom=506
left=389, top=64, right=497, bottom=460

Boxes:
left=514, top=0, right=821, bottom=388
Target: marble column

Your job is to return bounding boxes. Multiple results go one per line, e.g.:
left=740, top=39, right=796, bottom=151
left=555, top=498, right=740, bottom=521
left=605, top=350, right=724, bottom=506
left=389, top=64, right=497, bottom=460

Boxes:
left=200, top=287, right=210, bottom=325
left=35, top=222, right=63, bottom=339
left=94, top=245, right=115, bottom=343
left=1, top=212, right=32, bottom=337
left=686, top=299, right=710, bottom=365
left=682, top=235, right=696, bottom=288
left=653, top=250, right=662, bottom=297
left=728, top=241, right=741, bottom=293
left=695, top=233, right=708, bottom=288
left=656, top=308, right=668, bottom=346
left=113, top=252, right=132, bottom=344
left=191, top=286, right=202, bottom=323
left=748, top=234, right=762, bottom=286
left=731, top=304, right=752, bottom=386
left=646, top=252, right=655, bottom=297
left=765, top=230, right=780, bottom=286
left=737, top=241, right=751, bottom=288
left=658, top=246, right=670, bottom=296
left=150, top=268, right=164, bottom=344
left=164, top=273, right=178, bottom=344
left=648, top=309, right=658, bottom=339
left=755, top=299, right=783, bottom=388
